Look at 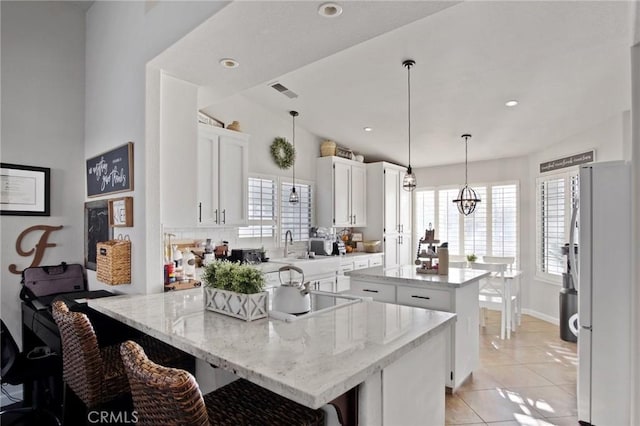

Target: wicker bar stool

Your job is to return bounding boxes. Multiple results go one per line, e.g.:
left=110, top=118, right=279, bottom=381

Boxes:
left=51, top=301, right=193, bottom=422
left=120, top=340, right=325, bottom=426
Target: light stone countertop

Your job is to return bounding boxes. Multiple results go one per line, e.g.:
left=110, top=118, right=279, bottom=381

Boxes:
left=89, top=288, right=454, bottom=409
left=347, top=266, right=490, bottom=288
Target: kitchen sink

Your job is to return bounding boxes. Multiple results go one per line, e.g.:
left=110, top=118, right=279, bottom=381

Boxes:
left=269, top=256, right=340, bottom=277
left=269, top=290, right=366, bottom=322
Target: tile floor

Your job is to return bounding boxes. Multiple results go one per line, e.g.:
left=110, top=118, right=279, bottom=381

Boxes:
left=446, top=311, right=578, bottom=425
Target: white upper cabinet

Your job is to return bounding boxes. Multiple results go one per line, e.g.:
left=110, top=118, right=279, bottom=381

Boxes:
left=317, top=156, right=367, bottom=228
left=384, top=168, right=400, bottom=233
left=197, top=125, right=249, bottom=227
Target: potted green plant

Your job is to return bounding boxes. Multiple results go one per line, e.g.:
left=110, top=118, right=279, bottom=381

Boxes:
left=466, top=253, right=478, bottom=263
left=202, top=260, right=268, bottom=321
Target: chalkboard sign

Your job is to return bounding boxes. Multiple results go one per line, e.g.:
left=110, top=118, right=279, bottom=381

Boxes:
left=86, top=142, right=134, bottom=197
left=84, top=200, right=113, bottom=271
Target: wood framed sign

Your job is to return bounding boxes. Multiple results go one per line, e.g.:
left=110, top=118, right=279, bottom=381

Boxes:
left=108, top=196, right=133, bottom=227
left=86, top=142, right=134, bottom=197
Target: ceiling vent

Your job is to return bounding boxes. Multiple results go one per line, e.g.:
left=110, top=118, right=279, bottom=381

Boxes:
left=270, top=82, right=298, bottom=99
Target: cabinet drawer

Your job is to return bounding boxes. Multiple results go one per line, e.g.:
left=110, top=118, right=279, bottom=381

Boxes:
left=368, top=256, right=383, bottom=267
left=349, top=281, right=395, bottom=303
left=353, top=259, right=369, bottom=270
left=396, top=286, right=451, bottom=312
left=341, top=261, right=354, bottom=272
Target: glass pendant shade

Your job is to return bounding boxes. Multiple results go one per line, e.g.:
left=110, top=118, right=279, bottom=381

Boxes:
left=402, top=166, right=417, bottom=191
left=453, top=134, right=481, bottom=216
left=289, top=110, right=299, bottom=204
left=402, top=59, right=416, bottom=192
left=289, top=186, right=299, bottom=203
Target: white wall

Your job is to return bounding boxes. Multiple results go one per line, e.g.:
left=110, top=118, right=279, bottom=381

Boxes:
left=0, top=1, right=85, bottom=344
left=527, top=112, right=631, bottom=320
left=85, top=1, right=227, bottom=294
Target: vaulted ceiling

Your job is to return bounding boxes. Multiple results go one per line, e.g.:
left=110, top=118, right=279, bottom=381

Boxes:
left=152, top=1, right=632, bottom=167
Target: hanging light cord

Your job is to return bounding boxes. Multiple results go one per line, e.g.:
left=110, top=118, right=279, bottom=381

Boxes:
left=464, top=135, right=468, bottom=185
left=407, top=62, right=412, bottom=169
left=292, top=114, right=296, bottom=187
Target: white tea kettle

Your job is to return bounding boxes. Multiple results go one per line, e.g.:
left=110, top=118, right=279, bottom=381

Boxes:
left=272, top=265, right=311, bottom=315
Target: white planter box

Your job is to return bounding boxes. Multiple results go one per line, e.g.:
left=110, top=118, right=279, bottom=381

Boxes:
left=203, top=287, right=269, bottom=321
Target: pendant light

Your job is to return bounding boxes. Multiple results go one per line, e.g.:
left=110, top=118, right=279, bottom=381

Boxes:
left=402, top=59, right=417, bottom=191
left=289, top=110, right=299, bottom=204
left=453, top=134, right=481, bottom=215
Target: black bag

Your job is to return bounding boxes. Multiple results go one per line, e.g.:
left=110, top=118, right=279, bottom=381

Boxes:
left=20, top=262, right=86, bottom=302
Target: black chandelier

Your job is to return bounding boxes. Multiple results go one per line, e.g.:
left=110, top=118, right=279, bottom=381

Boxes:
left=453, top=134, right=481, bottom=215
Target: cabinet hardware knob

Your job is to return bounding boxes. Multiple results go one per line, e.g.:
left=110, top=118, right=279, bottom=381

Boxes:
left=411, top=295, right=431, bottom=300
left=363, top=289, right=379, bottom=293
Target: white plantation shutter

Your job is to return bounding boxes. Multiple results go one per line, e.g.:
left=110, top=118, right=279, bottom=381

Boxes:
left=491, top=184, right=517, bottom=260
left=238, top=177, right=276, bottom=239
left=415, top=183, right=519, bottom=261
left=438, top=189, right=460, bottom=255
left=280, top=182, right=312, bottom=242
left=463, top=186, right=487, bottom=257
left=537, top=177, right=565, bottom=277
left=415, top=190, right=435, bottom=242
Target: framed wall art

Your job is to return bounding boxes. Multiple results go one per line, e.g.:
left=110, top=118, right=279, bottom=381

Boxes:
left=108, top=196, right=133, bottom=227
left=86, top=142, right=134, bottom=197
left=0, top=163, right=51, bottom=216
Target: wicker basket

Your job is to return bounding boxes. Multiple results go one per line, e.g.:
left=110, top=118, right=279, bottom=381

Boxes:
left=320, top=140, right=337, bottom=157
left=97, top=236, right=131, bottom=285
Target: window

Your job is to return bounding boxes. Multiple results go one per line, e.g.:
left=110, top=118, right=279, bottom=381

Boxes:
left=414, top=182, right=519, bottom=263
left=239, top=177, right=314, bottom=244
left=280, top=181, right=312, bottom=242
left=491, top=185, right=517, bottom=258
left=536, top=171, right=578, bottom=282
left=463, top=187, right=487, bottom=257
left=238, top=177, right=276, bottom=239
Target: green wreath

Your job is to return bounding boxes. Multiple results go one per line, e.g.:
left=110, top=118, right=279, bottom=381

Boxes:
left=270, top=137, right=296, bottom=169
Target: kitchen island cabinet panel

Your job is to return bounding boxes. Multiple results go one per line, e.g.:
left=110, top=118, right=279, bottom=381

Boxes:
left=347, top=266, right=488, bottom=390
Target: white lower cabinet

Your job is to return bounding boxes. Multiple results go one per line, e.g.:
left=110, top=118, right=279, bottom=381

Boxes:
left=348, top=278, right=479, bottom=390
left=336, top=254, right=384, bottom=293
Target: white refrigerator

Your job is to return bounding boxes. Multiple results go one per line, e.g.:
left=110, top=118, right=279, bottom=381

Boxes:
left=577, top=161, right=632, bottom=425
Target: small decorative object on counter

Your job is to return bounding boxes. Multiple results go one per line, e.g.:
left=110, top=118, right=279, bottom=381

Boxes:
left=202, top=260, right=268, bottom=321
left=416, top=224, right=440, bottom=274
left=466, top=253, right=477, bottom=263
left=438, top=245, right=449, bottom=276
left=97, top=234, right=131, bottom=285
left=183, top=251, right=196, bottom=279
left=172, top=245, right=184, bottom=281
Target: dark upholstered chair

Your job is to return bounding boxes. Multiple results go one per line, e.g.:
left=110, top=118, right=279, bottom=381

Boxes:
left=1, top=319, right=61, bottom=425
left=51, top=301, right=193, bottom=421
left=120, top=340, right=325, bottom=426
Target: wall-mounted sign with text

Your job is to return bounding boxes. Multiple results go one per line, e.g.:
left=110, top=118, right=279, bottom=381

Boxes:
left=86, top=142, right=134, bottom=197
left=539, top=150, right=594, bottom=173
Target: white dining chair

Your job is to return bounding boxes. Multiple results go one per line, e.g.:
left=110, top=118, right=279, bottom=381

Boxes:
left=482, top=256, right=519, bottom=325
left=470, top=262, right=517, bottom=339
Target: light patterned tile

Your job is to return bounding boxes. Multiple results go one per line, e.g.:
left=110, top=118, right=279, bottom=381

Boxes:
left=558, top=384, right=576, bottom=397
left=458, top=388, right=546, bottom=423
left=480, top=346, right=519, bottom=367
left=509, top=386, right=577, bottom=418
left=446, top=393, right=484, bottom=425
left=486, top=365, right=554, bottom=388
left=525, top=363, right=577, bottom=386
left=458, top=367, right=505, bottom=392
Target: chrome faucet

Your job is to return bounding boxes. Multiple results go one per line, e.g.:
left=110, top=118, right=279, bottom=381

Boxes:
left=284, top=230, right=293, bottom=258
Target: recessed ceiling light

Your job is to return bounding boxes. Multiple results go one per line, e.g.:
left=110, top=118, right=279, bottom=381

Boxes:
left=363, top=127, right=372, bottom=132
left=219, top=58, right=239, bottom=69
left=505, top=100, right=519, bottom=107
left=318, top=2, right=343, bottom=18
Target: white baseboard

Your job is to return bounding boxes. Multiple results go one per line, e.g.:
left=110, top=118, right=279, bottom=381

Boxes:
left=522, top=308, right=559, bottom=325
left=1, top=384, right=23, bottom=407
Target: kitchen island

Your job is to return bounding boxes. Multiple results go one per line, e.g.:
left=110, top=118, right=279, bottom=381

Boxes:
left=347, top=266, right=490, bottom=390
left=89, top=288, right=455, bottom=425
